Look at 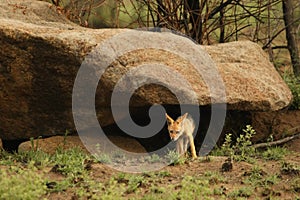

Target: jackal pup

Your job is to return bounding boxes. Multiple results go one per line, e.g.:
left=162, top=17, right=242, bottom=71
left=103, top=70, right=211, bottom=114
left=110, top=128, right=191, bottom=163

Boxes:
left=165, top=113, right=197, bottom=159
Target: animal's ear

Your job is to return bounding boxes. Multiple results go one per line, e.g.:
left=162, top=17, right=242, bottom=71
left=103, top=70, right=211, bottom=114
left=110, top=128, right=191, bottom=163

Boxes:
left=177, top=113, right=188, bottom=123
left=165, top=113, right=174, bottom=125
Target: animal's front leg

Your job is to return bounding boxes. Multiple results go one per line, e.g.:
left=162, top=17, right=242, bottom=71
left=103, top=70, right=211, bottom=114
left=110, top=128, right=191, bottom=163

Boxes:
left=188, top=135, right=197, bottom=159
left=176, top=138, right=184, bottom=155
left=183, top=137, right=189, bottom=153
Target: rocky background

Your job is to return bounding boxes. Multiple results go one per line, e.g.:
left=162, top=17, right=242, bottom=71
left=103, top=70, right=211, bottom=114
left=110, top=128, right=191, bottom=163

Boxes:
left=0, top=0, right=297, bottom=153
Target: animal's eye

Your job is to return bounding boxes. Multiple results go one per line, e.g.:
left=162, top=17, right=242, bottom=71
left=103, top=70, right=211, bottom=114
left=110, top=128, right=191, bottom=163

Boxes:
left=170, top=130, right=174, bottom=134
left=176, top=131, right=180, bottom=134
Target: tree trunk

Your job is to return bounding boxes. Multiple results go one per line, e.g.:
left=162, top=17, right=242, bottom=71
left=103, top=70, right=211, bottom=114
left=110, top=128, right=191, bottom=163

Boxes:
left=282, top=0, right=300, bottom=76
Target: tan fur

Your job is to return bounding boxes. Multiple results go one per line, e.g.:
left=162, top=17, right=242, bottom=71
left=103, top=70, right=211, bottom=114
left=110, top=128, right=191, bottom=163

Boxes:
left=165, top=113, right=197, bottom=159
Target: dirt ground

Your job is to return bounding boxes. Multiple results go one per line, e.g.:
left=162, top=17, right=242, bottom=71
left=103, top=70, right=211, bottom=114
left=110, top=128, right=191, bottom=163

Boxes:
left=0, top=136, right=299, bottom=199
left=40, top=137, right=300, bottom=200
left=1, top=113, right=300, bottom=199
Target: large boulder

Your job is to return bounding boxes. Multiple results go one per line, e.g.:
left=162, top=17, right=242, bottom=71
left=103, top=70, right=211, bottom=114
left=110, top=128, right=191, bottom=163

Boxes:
left=0, top=0, right=292, bottom=144
left=204, top=42, right=292, bottom=111
left=18, top=135, right=147, bottom=154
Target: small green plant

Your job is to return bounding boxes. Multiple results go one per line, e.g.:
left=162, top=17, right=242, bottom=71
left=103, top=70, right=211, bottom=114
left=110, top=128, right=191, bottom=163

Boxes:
left=29, top=136, right=42, bottom=151
left=243, top=166, right=265, bottom=186
left=261, top=146, right=288, bottom=161
left=264, top=174, right=280, bottom=186
left=234, top=125, right=256, bottom=162
left=156, top=170, right=171, bottom=177
left=243, top=166, right=279, bottom=187
left=211, top=125, right=256, bottom=163
left=93, top=144, right=112, bottom=164
left=150, top=186, right=167, bottom=194
left=63, top=129, right=70, bottom=147
left=212, top=132, right=234, bottom=157
left=228, top=186, right=254, bottom=198
left=222, top=133, right=234, bottom=156
left=30, top=137, right=35, bottom=150
left=145, top=153, right=161, bottom=163
left=292, top=178, right=300, bottom=193
left=204, top=171, right=226, bottom=185
left=165, top=149, right=186, bottom=165
left=0, top=168, right=47, bottom=199
left=113, top=173, right=147, bottom=194
left=95, top=153, right=112, bottom=164
left=111, top=150, right=126, bottom=164
left=51, top=147, right=90, bottom=178
left=174, top=175, right=213, bottom=199
left=261, top=187, right=282, bottom=198
left=46, top=178, right=74, bottom=193
left=213, top=186, right=226, bottom=196
left=281, top=161, right=300, bottom=175
left=99, top=177, right=127, bottom=199
left=10, top=149, right=51, bottom=169
left=127, top=175, right=147, bottom=193
left=74, top=176, right=104, bottom=199
left=0, top=150, right=16, bottom=165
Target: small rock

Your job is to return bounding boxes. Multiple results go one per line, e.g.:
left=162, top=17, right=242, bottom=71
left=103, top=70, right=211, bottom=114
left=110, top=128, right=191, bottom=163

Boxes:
left=221, top=157, right=233, bottom=172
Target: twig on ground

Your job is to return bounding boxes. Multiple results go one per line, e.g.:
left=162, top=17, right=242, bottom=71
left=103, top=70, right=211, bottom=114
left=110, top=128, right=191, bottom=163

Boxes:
left=252, top=132, right=300, bottom=149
